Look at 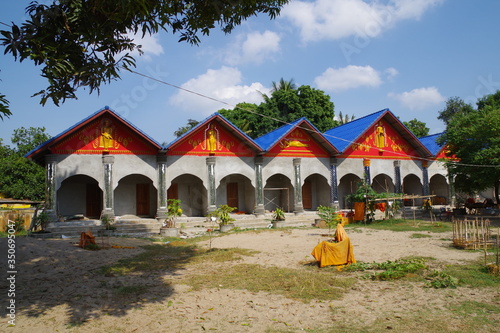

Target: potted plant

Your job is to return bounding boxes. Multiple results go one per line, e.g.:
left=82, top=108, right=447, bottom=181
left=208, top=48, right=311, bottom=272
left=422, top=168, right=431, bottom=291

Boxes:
left=101, top=214, right=116, bottom=235
left=211, top=204, right=236, bottom=232
left=271, top=207, right=286, bottom=228
left=160, top=199, right=183, bottom=237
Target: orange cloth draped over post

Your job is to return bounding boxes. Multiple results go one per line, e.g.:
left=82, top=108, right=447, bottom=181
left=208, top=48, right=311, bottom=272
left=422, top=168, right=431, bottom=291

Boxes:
left=311, top=224, right=356, bottom=268
left=353, top=202, right=365, bottom=220
left=334, top=223, right=348, bottom=242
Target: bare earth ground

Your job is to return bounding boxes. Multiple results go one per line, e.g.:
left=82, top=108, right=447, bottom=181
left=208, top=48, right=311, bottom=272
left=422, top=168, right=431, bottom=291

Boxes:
left=1, top=227, right=499, bottom=332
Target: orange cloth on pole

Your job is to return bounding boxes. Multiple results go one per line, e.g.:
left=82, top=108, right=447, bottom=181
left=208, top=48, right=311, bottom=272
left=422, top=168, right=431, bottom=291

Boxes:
left=353, top=202, right=365, bottom=220
left=311, top=225, right=356, bottom=268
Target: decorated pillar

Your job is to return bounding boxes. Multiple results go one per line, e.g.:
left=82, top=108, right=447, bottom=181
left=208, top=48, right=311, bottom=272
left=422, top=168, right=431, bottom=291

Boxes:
left=102, top=154, right=115, bottom=217
left=448, top=172, right=456, bottom=208
left=394, top=160, right=402, bottom=194
left=44, top=155, right=58, bottom=222
left=254, top=156, right=265, bottom=216
left=293, top=158, right=304, bottom=214
left=363, top=158, right=371, bottom=185
left=422, top=160, right=430, bottom=196
left=156, top=154, right=168, bottom=218
left=206, top=157, right=217, bottom=213
left=330, top=157, right=339, bottom=209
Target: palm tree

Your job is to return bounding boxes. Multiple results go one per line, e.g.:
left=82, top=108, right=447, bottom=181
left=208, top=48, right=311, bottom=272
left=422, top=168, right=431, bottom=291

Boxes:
left=260, top=78, right=297, bottom=102
left=271, top=78, right=297, bottom=92
left=338, top=111, right=356, bottom=125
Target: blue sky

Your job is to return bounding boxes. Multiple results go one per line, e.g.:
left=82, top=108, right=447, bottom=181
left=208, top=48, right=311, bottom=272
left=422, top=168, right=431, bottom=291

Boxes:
left=2, top=0, right=500, bottom=147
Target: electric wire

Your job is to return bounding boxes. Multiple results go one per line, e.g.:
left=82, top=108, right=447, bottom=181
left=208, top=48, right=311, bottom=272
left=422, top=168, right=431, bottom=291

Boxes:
left=129, top=69, right=500, bottom=169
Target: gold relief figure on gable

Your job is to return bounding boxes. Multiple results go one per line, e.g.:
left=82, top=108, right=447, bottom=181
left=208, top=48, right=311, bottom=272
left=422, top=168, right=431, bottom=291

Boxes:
left=89, top=118, right=130, bottom=150
left=352, top=135, right=371, bottom=152
left=279, top=139, right=309, bottom=149
left=221, top=140, right=234, bottom=151
left=358, top=135, right=371, bottom=152
left=203, top=124, right=221, bottom=152
left=374, top=123, right=386, bottom=148
left=189, top=138, right=203, bottom=149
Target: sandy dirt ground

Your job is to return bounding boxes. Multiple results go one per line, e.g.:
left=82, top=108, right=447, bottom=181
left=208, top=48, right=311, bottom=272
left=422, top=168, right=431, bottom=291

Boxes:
left=1, top=227, right=499, bottom=332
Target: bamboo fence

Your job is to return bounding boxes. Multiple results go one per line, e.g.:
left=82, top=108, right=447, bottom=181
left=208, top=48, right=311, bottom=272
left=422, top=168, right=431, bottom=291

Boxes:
left=452, top=217, right=493, bottom=249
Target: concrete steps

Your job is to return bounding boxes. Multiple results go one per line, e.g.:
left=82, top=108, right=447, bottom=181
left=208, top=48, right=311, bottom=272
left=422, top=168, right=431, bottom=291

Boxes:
left=33, top=212, right=321, bottom=239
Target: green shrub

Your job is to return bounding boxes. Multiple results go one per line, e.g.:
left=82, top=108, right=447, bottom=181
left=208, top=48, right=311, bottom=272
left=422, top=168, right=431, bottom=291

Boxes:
left=425, top=271, right=458, bottom=289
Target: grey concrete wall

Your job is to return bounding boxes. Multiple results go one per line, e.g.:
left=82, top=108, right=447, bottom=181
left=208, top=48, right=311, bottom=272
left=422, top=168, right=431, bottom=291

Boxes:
left=54, top=154, right=103, bottom=191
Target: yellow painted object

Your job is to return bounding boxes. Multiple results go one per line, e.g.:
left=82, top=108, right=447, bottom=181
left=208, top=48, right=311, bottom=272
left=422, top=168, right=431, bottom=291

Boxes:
left=311, top=224, right=356, bottom=268
left=0, top=204, right=31, bottom=209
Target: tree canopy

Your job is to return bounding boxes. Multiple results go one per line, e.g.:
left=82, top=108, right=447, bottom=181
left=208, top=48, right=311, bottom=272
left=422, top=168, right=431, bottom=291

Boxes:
left=403, top=118, right=429, bottom=137
left=219, top=81, right=338, bottom=138
left=0, top=0, right=289, bottom=119
left=174, top=119, right=200, bottom=138
left=438, top=92, right=500, bottom=202
left=437, top=96, right=474, bottom=126
left=0, top=127, right=51, bottom=200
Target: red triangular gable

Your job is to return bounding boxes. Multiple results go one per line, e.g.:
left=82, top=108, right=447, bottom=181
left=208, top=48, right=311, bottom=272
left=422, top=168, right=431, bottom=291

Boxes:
left=51, top=115, right=158, bottom=155
left=168, top=121, right=254, bottom=157
left=436, top=146, right=458, bottom=161
left=341, top=119, right=420, bottom=159
left=264, top=128, right=330, bottom=158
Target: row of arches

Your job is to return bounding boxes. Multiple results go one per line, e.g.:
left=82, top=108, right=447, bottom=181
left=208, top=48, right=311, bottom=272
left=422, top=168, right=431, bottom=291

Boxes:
left=57, top=172, right=450, bottom=219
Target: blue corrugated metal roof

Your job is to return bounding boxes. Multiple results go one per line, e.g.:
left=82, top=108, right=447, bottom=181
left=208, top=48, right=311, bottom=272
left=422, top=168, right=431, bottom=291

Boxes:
left=254, top=118, right=306, bottom=151
left=25, top=106, right=162, bottom=158
left=323, top=109, right=388, bottom=152
left=419, top=132, right=444, bottom=156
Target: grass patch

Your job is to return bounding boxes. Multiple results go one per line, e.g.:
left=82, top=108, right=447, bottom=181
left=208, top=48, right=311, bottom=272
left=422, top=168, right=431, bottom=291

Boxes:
left=99, top=242, right=199, bottom=276
left=99, top=240, right=259, bottom=276
left=183, top=263, right=356, bottom=302
left=440, top=256, right=500, bottom=288
left=410, top=233, right=433, bottom=239
left=346, top=219, right=452, bottom=233
left=0, top=230, right=28, bottom=237
left=191, top=247, right=260, bottom=263
left=448, top=301, right=500, bottom=327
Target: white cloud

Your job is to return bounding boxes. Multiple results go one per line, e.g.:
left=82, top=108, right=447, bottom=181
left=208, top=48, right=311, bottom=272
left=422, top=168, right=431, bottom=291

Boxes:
left=388, top=87, right=445, bottom=110
left=224, top=31, right=281, bottom=65
left=169, top=67, right=270, bottom=117
left=127, top=32, right=164, bottom=61
left=314, top=65, right=382, bottom=92
left=384, top=67, right=399, bottom=80
left=281, top=0, right=444, bottom=42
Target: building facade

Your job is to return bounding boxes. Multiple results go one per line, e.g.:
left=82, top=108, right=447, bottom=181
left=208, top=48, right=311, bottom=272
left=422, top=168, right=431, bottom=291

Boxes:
left=27, top=107, right=453, bottom=222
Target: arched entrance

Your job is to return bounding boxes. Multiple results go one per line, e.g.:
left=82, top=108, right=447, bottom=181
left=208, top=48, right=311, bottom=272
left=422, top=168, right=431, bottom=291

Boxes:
left=372, top=174, right=395, bottom=194
left=338, top=174, right=362, bottom=209
left=402, top=174, right=423, bottom=205
left=429, top=174, right=449, bottom=204
left=302, top=174, right=330, bottom=210
left=115, top=174, right=156, bottom=217
left=58, top=175, right=102, bottom=219
left=168, top=174, right=207, bottom=217
left=218, top=174, right=254, bottom=213
left=264, top=174, right=293, bottom=212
